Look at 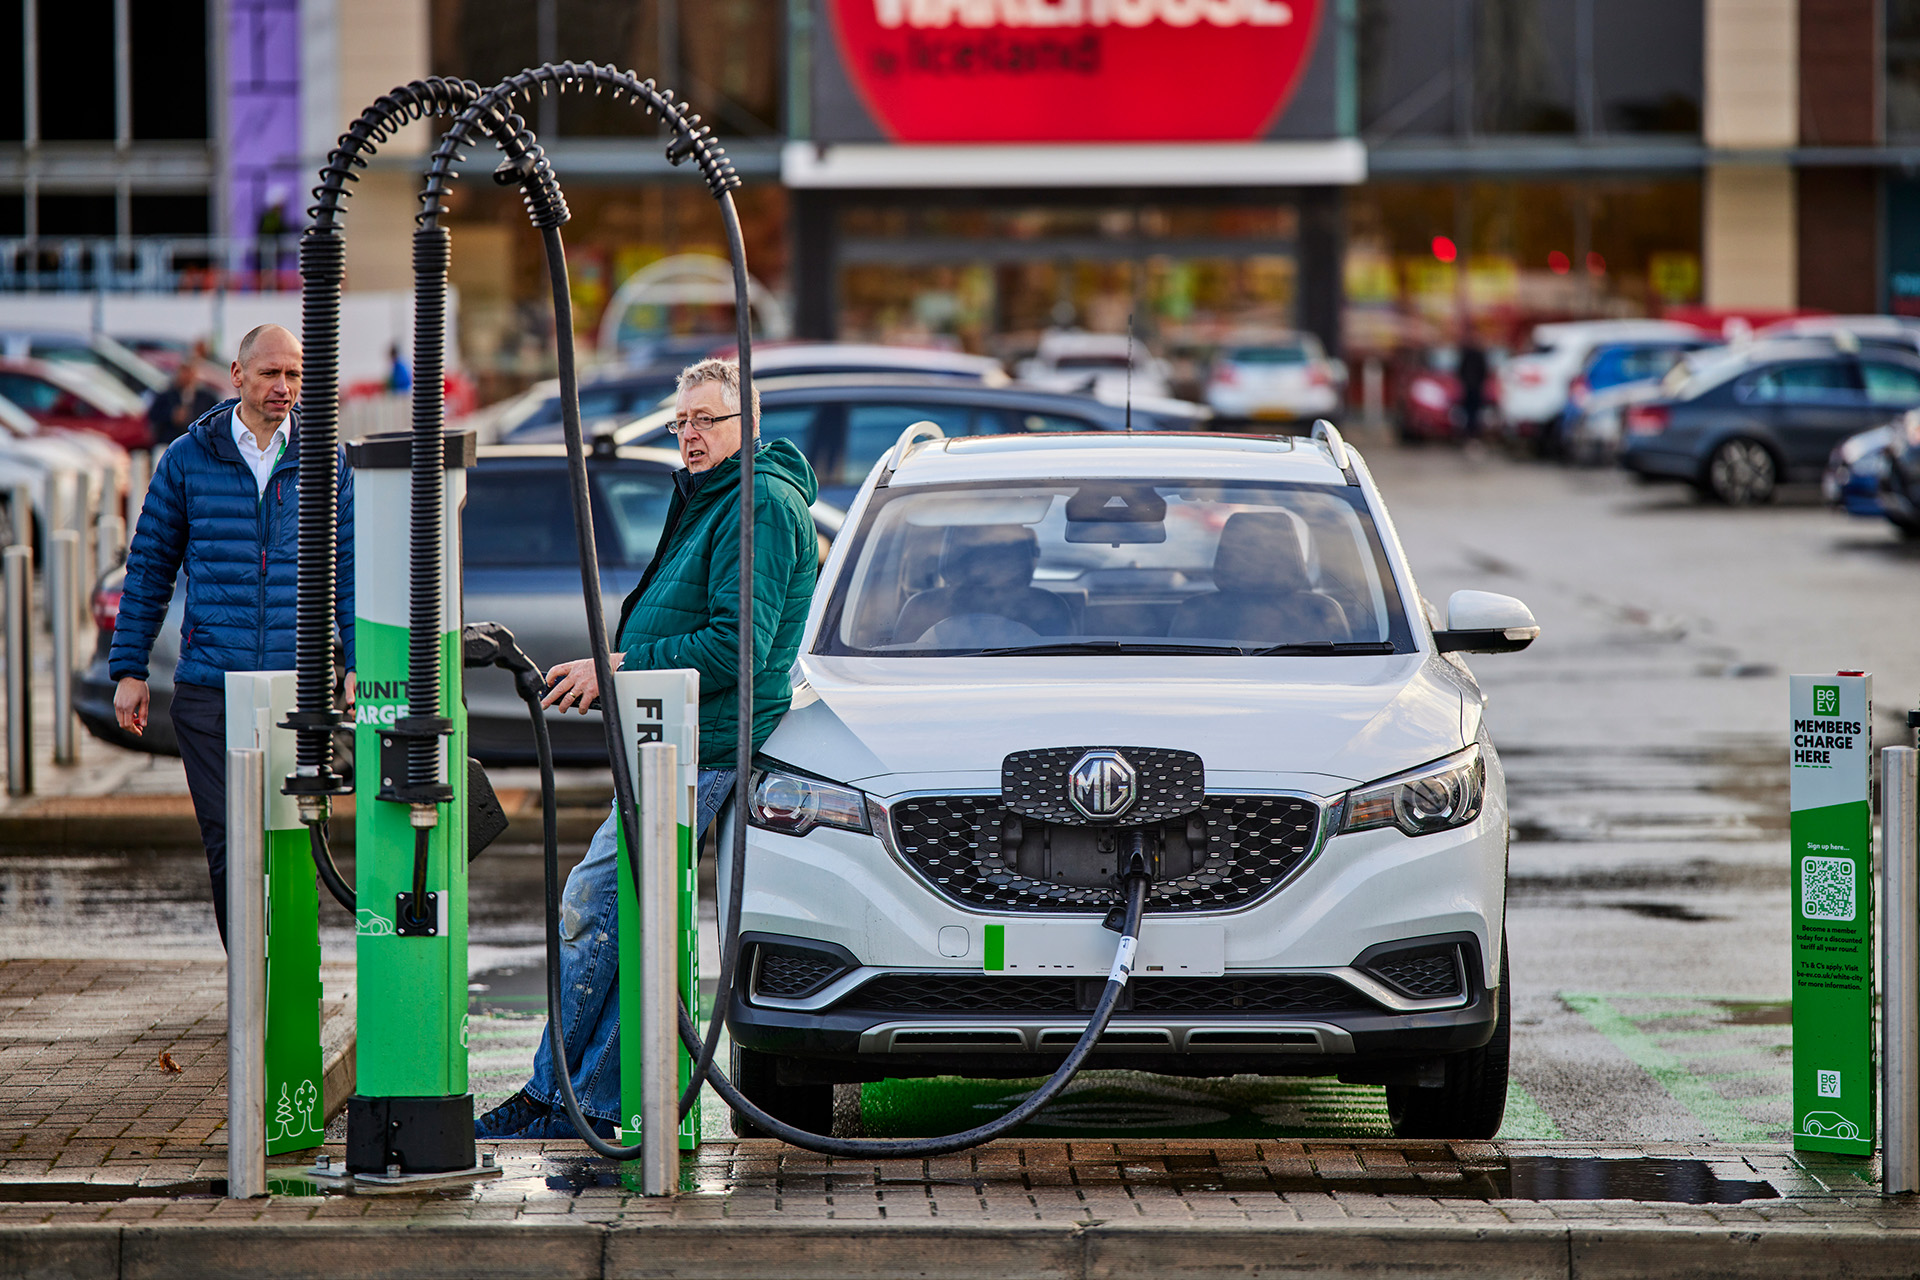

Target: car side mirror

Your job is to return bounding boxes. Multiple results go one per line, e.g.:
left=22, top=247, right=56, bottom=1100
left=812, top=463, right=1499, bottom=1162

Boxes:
left=1433, top=589, right=1539, bottom=654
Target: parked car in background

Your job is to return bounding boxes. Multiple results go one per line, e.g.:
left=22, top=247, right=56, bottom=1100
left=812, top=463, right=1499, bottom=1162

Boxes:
left=75, top=442, right=845, bottom=765
left=1204, top=332, right=1344, bottom=421
left=1499, top=320, right=1704, bottom=448
left=1395, top=346, right=1503, bottom=443
left=493, top=365, right=684, bottom=443
left=493, top=343, right=1012, bottom=445
left=1823, top=424, right=1898, bottom=520
left=1558, top=338, right=1717, bottom=464
left=1876, top=409, right=1920, bottom=538
left=612, top=372, right=1213, bottom=508
left=0, top=331, right=168, bottom=403
left=736, top=342, right=1008, bottom=385
left=0, top=393, right=128, bottom=556
left=1015, top=331, right=1173, bottom=405
left=1758, top=314, right=1920, bottom=355
left=1619, top=340, right=1920, bottom=504
left=0, top=356, right=154, bottom=449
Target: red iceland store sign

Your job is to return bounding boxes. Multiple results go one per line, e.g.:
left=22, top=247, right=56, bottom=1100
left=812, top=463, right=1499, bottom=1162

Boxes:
left=828, top=0, right=1324, bottom=142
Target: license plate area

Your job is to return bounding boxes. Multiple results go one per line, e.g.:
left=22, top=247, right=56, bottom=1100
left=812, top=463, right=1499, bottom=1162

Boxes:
left=988, top=921, right=1225, bottom=976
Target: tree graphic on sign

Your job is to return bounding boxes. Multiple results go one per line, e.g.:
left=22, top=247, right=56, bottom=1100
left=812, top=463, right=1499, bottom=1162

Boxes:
left=273, top=1083, right=295, bottom=1141
left=293, top=1079, right=319, bottom=1135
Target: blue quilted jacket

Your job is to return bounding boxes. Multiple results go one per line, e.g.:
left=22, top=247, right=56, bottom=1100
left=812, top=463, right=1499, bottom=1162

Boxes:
left=110, top=400, right=355, bottom=690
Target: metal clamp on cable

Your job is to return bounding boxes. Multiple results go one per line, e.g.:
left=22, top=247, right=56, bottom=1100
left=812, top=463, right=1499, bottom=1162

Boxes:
left=377, top=715, right=454, bottom=807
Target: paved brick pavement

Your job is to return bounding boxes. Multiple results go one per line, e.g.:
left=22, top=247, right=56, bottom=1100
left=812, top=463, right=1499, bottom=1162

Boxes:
left=2, top=958, right=1917, bottom=1278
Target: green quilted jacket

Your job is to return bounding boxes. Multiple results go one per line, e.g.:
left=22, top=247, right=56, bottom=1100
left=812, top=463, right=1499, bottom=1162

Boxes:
left=613, top=438, right=820, bottom=769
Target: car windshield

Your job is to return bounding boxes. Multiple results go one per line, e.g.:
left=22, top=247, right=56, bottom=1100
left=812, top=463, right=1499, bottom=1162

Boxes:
left=1588, top=345, right=1691, bottom=389
left=821, top=479, right=1414, bottom=657
left=1053, top=354, right=1132, bottom=370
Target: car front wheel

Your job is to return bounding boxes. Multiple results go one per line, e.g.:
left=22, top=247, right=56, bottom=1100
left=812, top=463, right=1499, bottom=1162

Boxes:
left=1704, top=438, right=1778, bottom=506
left=1385, top=945, right=1510, bottom=1139
left=729, top=1044, right=834, bottom=1139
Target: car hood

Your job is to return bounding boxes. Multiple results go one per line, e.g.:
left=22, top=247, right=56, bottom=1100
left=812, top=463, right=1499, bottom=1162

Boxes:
left=763, top=653, right=1468, bottom=791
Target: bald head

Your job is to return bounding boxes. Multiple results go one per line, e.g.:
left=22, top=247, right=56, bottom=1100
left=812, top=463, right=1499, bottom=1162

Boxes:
left=230, top=324, right=303, bottom=435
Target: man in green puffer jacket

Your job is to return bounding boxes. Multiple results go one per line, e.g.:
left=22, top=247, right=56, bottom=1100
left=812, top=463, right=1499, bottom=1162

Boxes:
left=479, top=357, right=820, bottom=1141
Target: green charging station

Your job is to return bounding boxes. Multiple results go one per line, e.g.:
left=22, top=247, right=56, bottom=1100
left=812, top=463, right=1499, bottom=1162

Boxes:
left=1789, top=672, right=1875, bottom=1156
left=341, top=430, right=480, bottom=1176
left=613, top=669, right=702, bottom=1152
left=224, top=671, right=325, bottom=1155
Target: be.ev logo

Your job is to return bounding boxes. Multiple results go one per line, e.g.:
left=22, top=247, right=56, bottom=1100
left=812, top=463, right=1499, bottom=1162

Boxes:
left=1813, top=685, right=1840, bottom=717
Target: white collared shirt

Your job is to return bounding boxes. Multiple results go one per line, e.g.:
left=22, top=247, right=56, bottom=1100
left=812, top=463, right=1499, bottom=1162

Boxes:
left=231, top=409, right=290, bottom=497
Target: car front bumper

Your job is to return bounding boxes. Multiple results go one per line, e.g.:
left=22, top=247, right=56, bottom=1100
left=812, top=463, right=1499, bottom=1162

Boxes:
left=719, top=771, right=1509, bottom=1080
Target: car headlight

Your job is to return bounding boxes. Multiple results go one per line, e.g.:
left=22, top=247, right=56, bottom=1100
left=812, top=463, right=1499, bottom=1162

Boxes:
left=747, top=768, right=870, bottom=837
left=1340, top=746, right=1485, bottom=837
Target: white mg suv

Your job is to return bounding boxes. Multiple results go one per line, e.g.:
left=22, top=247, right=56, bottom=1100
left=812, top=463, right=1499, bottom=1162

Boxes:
left=722, top=425, right=1539, bottom=1139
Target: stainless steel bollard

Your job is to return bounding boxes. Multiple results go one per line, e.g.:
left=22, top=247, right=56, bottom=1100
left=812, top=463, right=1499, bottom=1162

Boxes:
left=639, top=741, right=679, bottom=1196
left=48, top=531, right=77, bottom=765
left=127, top=449, right=149, bottom=534
left=7, top=485, right=29, bottom=550
left=226, top=746, right=268, bottom=1199
left=4, top=546, right=30, bottom=797
left=1885, top=746, right=1919, bottom=1196
left=96, top=511, right=124, bottom=578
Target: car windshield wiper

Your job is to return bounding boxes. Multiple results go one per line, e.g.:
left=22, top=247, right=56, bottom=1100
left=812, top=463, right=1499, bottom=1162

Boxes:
left=971, top=640, right=1248, bottom=657
left=1243, top=641, right=1400, bottom=656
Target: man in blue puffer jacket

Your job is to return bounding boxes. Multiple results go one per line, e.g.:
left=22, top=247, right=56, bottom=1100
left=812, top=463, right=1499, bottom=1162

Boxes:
left=109, top=324, right=354, bottom=948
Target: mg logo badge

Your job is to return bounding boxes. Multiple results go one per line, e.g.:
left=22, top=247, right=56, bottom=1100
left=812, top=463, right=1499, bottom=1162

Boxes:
left=1068, top=749, right=1137, bottom=820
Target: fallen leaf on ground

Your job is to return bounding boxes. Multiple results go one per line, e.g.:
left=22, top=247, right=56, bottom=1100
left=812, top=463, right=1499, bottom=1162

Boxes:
left=156, top=1051, right=183, bottom=1074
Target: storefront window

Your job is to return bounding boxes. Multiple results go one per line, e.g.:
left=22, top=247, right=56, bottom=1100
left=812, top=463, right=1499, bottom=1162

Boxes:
left=1890, top=1, right=1920, bottom=140
left=836, top=200, right=1304, bottom=364
left=1360, top=0, right=1700, bottom=139
left=1343, top=179, right=1701, bottom=357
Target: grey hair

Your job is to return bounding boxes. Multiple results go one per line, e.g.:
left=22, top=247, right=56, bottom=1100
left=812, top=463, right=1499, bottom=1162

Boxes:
left=676, top=357, right=760, bottom=428
left=235, top=323, right=298, bottom=369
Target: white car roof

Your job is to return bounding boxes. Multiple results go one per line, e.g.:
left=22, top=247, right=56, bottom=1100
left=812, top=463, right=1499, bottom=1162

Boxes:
left=886, top=431, right=1352, bottom=488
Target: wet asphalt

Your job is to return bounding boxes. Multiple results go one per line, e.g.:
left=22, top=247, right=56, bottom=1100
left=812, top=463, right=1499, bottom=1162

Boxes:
left=3, top=441, right=1912, bottom=1143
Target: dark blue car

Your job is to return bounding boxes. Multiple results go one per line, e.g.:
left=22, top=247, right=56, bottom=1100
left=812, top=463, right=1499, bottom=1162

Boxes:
left=1619, top=340, right=1920, bottom=505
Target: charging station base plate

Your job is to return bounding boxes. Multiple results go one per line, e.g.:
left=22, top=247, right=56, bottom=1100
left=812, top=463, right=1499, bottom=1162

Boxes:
left=303, top=1157, right=502, bottom=1194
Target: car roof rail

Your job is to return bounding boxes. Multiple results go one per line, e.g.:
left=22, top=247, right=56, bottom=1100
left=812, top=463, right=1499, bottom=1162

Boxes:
left=1312, top=419, right=1359, bottom=486
left=879, top=420, right=946, bottom=485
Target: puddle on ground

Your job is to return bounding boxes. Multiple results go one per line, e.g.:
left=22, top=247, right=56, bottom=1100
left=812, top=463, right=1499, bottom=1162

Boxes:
left=469, top=963, right=550, bottom=1019
left=1604, top=900, right=1728, bottom=923
left=1497, top=1157, right=1778, bottom=1203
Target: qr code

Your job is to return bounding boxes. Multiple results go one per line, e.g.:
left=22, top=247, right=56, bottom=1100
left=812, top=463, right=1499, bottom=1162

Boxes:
left=1802, top=856, right=1856, bottom=922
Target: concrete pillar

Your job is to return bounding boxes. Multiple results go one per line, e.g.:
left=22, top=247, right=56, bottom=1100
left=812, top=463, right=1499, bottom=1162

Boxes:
left=302, top=0, right=431, bottom=292
left=1704, top=165, right=1798, bottom=310
left=1703, top=0, right=1799, bottom=310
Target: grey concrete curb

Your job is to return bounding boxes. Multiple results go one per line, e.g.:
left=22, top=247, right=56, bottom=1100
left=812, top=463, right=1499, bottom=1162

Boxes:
left=6, top=1220, right=1920, bottom=1280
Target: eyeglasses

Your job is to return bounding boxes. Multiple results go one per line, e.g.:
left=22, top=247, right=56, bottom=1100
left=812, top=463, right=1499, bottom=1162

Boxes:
left=666, top=412, right=741, bottom=436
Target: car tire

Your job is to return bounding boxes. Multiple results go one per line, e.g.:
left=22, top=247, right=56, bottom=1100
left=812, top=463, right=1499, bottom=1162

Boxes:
left=1704, top=438, right=1778, bottom=506
left=729, top=1043, right=833, bottom=1139
left=1385, top=945, right=1510, bottom=1139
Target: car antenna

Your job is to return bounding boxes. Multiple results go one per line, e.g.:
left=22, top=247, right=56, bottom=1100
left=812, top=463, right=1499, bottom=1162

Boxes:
left=1125, top=310, right=1134, bottom=434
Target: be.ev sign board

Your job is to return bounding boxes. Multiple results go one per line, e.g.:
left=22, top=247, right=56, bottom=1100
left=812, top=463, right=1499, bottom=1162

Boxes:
left=1789, top=673, right=1873, bottom=1155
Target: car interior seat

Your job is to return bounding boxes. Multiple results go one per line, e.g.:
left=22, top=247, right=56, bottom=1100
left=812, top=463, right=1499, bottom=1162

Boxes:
left=893, top=524, right=1074, bottom=644
left=1166, top=510, right=1351, bottom=644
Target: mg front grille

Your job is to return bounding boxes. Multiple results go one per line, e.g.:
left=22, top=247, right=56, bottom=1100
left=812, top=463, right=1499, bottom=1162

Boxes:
left=840, top=972, right=1375, bottom=1017
left=888, top=794, right=1323, bottom=914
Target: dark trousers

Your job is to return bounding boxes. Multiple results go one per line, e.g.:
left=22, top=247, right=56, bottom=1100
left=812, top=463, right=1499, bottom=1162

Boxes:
left=170, top=681, right=229, bottom=950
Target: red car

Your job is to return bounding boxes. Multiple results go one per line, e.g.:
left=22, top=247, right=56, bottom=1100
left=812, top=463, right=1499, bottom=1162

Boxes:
left=0, top=357, right=153, bottom=450
left=1394, top=347, right=1503, bottom=443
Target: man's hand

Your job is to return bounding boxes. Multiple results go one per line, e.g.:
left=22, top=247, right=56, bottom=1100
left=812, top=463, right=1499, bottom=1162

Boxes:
left=541, top=654, right=621, bottom=713
left=114, top=677, right=150, bottom=736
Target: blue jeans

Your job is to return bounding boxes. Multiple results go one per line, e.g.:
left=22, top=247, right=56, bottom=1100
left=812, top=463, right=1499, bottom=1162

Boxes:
left=523, top=768, right=737, bottom=1123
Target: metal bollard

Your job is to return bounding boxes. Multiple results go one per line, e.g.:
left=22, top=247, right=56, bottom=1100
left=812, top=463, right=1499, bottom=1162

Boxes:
left=226, top=746, right=268, bottom=1199
left=48, top=531, right=77, bottom=765
left=1885, top=746, right=1919, bottom=1196
left=7, top=485, right=29, bottom=550
left=95, top=510, right=124, bottom=578
left=127, top=449, right=149, bottom=534
left=639, top=741, right=679, bottom=1196
left=4, top=546, right=30, bottom=797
